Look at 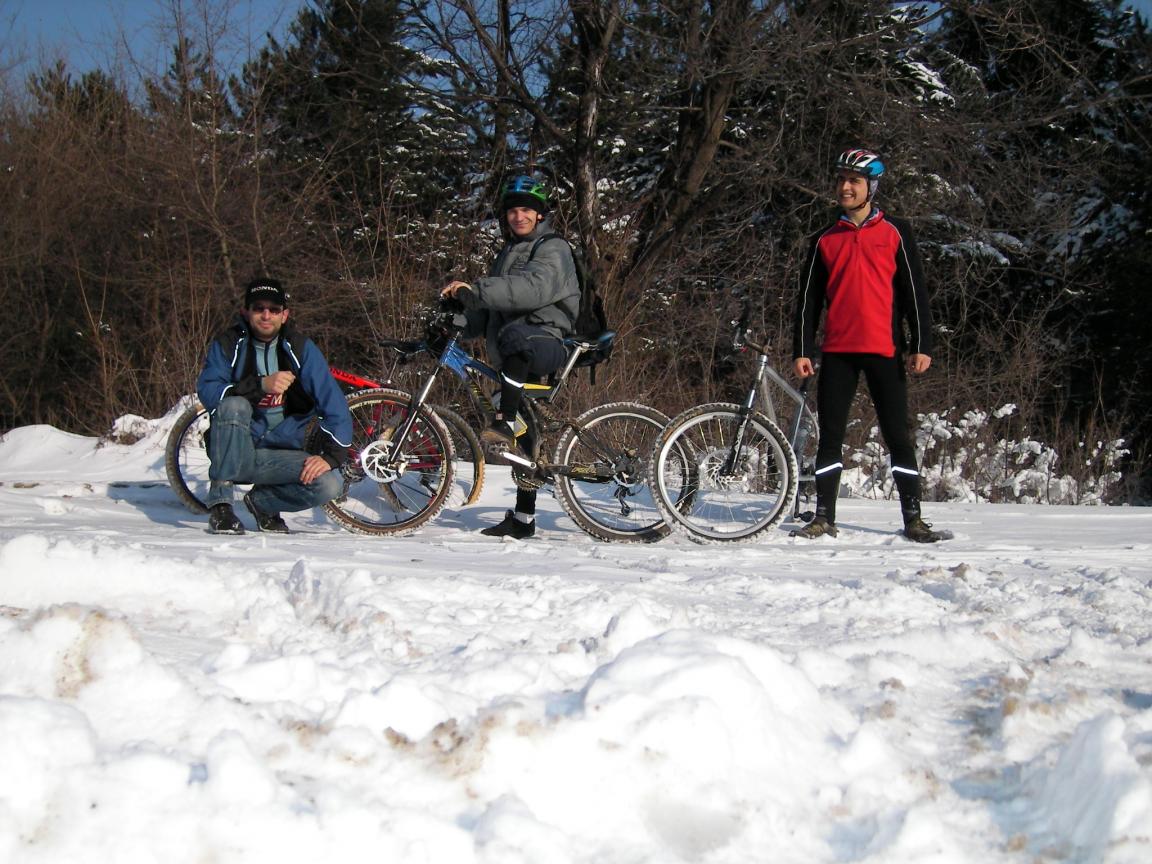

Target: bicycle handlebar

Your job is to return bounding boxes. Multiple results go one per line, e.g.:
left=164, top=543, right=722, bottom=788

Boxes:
left=731, top=310, right=769, bottom=357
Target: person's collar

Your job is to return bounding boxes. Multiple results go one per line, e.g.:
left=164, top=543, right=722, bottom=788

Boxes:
left=839, top=206, right=883, bottom=227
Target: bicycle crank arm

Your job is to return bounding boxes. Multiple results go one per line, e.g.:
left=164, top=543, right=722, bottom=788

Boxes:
left=503, top=450, right=537, bottom=470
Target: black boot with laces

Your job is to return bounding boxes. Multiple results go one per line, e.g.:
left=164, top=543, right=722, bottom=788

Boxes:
left=903, top=516, right=944, bottom=543
left=790, top=515, right=838, bottom=539
left=480, top=421, right=520, bottom=464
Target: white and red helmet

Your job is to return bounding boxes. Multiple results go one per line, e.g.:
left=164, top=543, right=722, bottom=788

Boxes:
left=835, top=148, right=886, bottom=177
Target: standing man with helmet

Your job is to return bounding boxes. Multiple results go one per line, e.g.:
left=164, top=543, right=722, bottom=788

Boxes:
left=196, top=277, right=353, bottom=535
left=791, top=148, right=945, bottom=542
left=440, top=175, right=580, bottom=539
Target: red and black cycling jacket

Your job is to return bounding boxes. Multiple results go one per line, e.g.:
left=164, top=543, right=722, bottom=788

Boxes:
left=792, top=209, right=932, bottom=361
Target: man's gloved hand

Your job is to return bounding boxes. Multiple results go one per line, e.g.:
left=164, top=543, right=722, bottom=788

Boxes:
left=439, top=294, right=465, bottom=315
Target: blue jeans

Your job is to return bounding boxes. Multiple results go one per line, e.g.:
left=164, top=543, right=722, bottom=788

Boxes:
left=207, top=396, right=344, bottom=513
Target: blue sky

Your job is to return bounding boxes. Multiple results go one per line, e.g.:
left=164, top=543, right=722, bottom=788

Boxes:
left=3, top=0, right=1151, bottom=83
left=2, top=0, right=304, bottom=81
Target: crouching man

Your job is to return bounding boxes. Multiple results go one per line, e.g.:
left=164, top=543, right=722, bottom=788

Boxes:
left=196, top=277, right=352, bottom=535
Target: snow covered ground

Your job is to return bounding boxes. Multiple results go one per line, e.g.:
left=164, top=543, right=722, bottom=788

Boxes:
left=1, top=414, right=1150, bottom=864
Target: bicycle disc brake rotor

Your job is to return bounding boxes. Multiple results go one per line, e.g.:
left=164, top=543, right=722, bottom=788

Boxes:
left=696, top=446, right=757, bottom=492
left=358, top=428, right=405, bottom=484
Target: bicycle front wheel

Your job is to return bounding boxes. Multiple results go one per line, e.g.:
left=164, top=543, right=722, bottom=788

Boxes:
left=165, top=400, right=211, bottom=513
left=432, top=403, right=485, bottom=506
left=553, top=402, right=671, bottom=543
left=652, top=403, right=797, bottom=543
left=323, top=388, right=456, bottom=536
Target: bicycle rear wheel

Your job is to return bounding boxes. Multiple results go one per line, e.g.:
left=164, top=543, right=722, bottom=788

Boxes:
left=165, top=400, right=211, bottom=513
left=323, top=388, right=456, bottom=536
left=552, top=402, right=671, bottom=543
left=652, top=403, right=797, bottom=543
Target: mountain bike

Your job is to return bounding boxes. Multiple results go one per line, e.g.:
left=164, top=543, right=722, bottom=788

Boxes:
left=649, top=310, right=819, bottom=543
left=319, top=305, right=672, bottom=541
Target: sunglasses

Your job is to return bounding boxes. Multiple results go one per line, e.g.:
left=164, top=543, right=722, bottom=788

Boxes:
left=248, top=304, right=284, bottom=315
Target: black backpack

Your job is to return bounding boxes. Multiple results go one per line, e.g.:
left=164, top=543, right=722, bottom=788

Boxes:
left=528, top=233, right=612, bottom=374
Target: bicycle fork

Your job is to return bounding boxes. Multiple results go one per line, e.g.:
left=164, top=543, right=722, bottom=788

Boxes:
left=720, top=354, right=770, bottom=477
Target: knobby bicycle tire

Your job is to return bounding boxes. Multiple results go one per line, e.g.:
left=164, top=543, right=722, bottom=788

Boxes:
left=431, top=403, right=485, bottom=506
left=322, top=388, right=456, bottom=536
left=165, top=401, right=212, bottom=514
left=651, top=403, right=798, bottom=543
left=552, top=401, right=671, bottom=543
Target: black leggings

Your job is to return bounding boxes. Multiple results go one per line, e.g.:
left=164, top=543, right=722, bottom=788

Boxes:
left=813, top=352, right=921, bottom=521
left=496, top=323, right=567, bottom=420
left=496, top=323, right=567, bottom=517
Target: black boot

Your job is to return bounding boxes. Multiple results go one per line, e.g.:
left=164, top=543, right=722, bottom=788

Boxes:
left=790, top=515, right=838, bottom=539
left=480, top=509, right=535, bottom=539
left=208, top=503, right=245, bottom=535
left=243, top=492, right=290, bottom=534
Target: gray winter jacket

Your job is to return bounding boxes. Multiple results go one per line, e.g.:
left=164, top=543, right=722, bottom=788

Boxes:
left=459, top=220, right=580, bottom=365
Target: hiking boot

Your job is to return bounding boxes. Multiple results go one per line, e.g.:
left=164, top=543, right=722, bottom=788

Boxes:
left=480, top=421, right=524, bottom=465
left=480, top=509, right=535, bottom=539
left=790, top=516, right=838, bottom=539
left=243, top=492, right=290, bottom=534
left=903, top=516, right=943, bottom=543
left=208, top=503, right=245, bottom=535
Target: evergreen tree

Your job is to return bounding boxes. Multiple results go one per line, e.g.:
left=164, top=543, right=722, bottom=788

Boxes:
left=237, top=0, right=471, bottom=221
left=935, top=0, right=1152, bottom=484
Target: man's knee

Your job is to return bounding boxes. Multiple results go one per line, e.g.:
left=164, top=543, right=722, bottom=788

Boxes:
left=311, top=468, right=344, bottom=504
left=215, top=395, right=253, bottom=423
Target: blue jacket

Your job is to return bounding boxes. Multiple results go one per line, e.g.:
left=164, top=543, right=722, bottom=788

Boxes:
left=196, top=316, right=352, bottom=467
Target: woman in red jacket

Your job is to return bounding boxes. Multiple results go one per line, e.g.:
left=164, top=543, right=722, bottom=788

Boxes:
left=791, top=148, right=944, bottom=543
